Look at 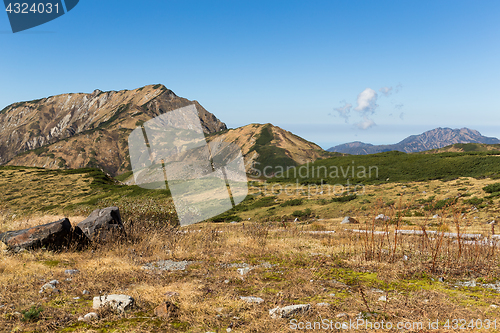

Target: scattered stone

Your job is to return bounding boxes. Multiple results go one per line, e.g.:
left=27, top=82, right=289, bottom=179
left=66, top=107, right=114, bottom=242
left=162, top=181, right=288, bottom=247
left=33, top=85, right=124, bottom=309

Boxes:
left=433, top=214, right=439, bottom=219
left=224, top=279, right=230, bottom=284
left=330, top=280, right=349, bottom=288
left=329, top=293, right=336, bottom=297
left=316, top=302, right=330, bottom=307
left=341, top=216, right=358, bottom=224
left=0, top=218, right=73, bottom=251
left=83, top=312, right=99, bottom=322
left=164, top=291, right=179, bottom=298
left=82, top=290, right=90, bottom=295
left=304, top=230, right=335, bottom=234
left=259, top=261, right=274, bottom=269
left=154, top=301, right=179, bottom=319
left=375, top=214, right=390, bottom=222
left=240, top=296, right=264, bottom=304
left=349, top=229, right=390, bottom=236
left=142, top=260, right=194, bottom=271
left=93, top=294, right=134, bottom=312
left=336, top=313, right=348, bottom=318
left=65, top=269, right=79, bottom=275
left=76, top=207, right=125, bottom=243
left=491, top=304, right=498, bottom=308
left=73, top=297, right=80, bottom=300
left=222, top=262, right=249, bottom=268
left=237, top=267, right=252, bottom=276
left=378, top=296, right=387, bottom=302
left=39, top=280, right=59, bottom=293
left=269, top=304, right=310, bottom=319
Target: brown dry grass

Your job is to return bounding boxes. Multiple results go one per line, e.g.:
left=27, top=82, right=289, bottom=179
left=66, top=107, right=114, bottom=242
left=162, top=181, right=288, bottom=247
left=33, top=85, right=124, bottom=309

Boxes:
left=1, top=206, right=500, bottom=332
left=2, top=174, right=500, bottom=332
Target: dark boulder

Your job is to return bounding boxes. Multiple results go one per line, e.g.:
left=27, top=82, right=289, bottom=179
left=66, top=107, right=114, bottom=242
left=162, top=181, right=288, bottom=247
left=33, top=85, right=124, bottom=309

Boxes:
left=0, top=218, right=73, bottom=251
left=75, top=207, right=126, bottom=242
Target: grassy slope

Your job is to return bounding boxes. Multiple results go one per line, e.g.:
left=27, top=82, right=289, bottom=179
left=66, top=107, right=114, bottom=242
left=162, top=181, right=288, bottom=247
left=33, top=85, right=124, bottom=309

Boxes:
left=2, top=161, right=500, bottom=332
left=273, top=150, right=500, bottom=185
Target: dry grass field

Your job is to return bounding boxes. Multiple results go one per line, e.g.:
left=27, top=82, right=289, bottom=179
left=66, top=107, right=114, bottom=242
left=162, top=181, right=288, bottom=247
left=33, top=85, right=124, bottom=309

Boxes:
left=1, top=167, right=500, bottom=332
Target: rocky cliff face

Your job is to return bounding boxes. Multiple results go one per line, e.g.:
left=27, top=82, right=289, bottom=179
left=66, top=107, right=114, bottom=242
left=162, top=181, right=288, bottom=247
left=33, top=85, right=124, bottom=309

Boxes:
left=1, top=85, right=226, bottom=175
left=328, top=128, right=500, bottom=155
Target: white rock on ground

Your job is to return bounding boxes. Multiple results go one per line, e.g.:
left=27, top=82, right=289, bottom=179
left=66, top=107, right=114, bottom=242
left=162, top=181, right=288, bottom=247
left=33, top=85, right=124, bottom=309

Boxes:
left=240, top=296, right=264, bottom=304
left=78, top=312, right=99, bottom=322
left=341, top=216, right=358, bottom=224
left=39, top=280, right=59, bottom=293
left=237, top=267, right=252, bottom=275
left=269, top=304, right=310, bottom=319
left=93, top=294, right=134, bottom=312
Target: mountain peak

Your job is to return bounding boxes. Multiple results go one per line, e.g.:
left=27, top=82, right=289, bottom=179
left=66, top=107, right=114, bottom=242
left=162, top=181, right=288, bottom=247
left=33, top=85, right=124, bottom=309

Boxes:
left=328, top=127, right=500, bottom=155
left=0, top=85, right=226, bottom=174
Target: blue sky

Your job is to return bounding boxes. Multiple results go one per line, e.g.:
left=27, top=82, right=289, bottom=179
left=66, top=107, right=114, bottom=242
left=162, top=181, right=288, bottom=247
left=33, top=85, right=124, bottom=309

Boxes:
left=1, top=0, right=499, bottom=149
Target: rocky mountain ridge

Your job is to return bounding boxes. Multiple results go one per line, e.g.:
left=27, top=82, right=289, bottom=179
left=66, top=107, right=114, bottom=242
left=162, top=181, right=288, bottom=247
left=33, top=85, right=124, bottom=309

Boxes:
left=328, top=127, right=500, bottom=155
left=1, top=85, right=329, bottom=177
left=1, top=85, right=226, bottom=175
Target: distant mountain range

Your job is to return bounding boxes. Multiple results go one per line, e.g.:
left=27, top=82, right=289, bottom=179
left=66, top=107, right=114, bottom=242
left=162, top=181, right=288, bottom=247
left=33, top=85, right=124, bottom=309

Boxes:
left=327, top=128, right=500, bottom=155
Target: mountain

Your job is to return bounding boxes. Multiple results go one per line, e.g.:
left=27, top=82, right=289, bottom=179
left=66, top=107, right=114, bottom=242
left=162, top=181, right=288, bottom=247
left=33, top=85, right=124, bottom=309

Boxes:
left=206, top=123, right=332, bottom=177
left=422, top=143, right=500, bottom=154
left=1, top=85, right=330, bottom=178
left=1, top=84, right=226, bottom=175
left=327, top=127, right=500, bottom=155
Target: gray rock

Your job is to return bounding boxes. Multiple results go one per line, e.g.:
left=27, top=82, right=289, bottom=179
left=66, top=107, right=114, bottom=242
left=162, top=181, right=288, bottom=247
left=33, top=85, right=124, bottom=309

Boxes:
left=0, top=218, right=73, bottom=251
left=65, top=269, right=79, bottom=275
left=375, top=214, right=390, bottom=221
left=93, top=294, right=134, bottom=312
left=341, top=216, right=358, bottom=224
left=39, top=280, right=59, bottom=293
left=83, top=312, right=99, bottom=321
left=237, top=267, right=252, bottom=275
left=269, top=304, right=310, bottom=319
left=240, top=296, right=264, bottom=304
left=142, top=260, right=194, bottom=271
left=76, top=207, right=125, bottom=243
left=316, top=302, right=330, bottom=307
left=82, top=290, right=90, bottom=295
left=78, top=312, right=99, bottom=322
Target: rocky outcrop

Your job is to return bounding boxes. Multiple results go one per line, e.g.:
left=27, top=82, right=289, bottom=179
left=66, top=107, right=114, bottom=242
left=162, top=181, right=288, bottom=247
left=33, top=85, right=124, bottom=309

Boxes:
left=0, top=207, right=125, bottom=251
left=93, top=294, right=134, bottom=313
left=2, top=84, right=227, bottom=176
left=0, top=218, right=73, bottom=251
left=75, top=207, right=125, bottom=243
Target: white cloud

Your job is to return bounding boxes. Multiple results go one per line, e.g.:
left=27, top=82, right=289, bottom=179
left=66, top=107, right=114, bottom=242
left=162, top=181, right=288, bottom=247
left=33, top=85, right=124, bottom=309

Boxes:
left=399, top=112, right=405, bottom=120
left=355, top=116, right=376, bottom=130
left=354, top=88, right=378, bottom=114
left=333, top=101, right=352, bottom=123
left=379, top=86, right=393, bottom=97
